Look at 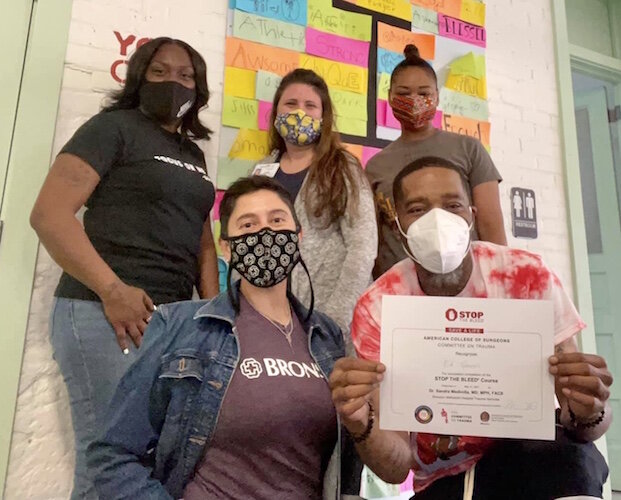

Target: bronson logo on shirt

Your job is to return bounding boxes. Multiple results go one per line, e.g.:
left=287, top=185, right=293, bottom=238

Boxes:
left=239, top=357, right=325, bottom=380
left=153, top=155, right=212, bottom=182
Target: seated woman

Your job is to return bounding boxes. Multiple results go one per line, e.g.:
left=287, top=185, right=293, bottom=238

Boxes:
left=87, top=175, right=345, bottom=499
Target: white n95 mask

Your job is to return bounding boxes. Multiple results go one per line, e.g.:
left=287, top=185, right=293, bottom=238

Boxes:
left=396, top=208, right=472, bottom=274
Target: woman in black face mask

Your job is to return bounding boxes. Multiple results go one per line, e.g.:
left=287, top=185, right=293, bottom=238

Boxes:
left=30, top=37, right=218, bottom=499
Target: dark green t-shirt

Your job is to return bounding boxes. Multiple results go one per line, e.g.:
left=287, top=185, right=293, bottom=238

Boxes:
left=55, top=108, right=215, bottom=304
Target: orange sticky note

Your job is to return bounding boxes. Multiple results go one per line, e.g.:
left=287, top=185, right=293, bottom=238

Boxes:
left=377, top=23, right=436, bottom=60
left=225, top=37, right=300, bottom=77
left=441, top=113, right=490, bottom=148
left=343, top=143, right=364, bottom=161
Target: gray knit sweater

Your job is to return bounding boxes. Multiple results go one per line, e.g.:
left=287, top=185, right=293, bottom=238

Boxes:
left=258, top=151, right=378, bottom=352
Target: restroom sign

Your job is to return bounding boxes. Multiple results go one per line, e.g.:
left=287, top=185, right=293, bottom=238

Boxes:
left=511, top=188, right=537, bottom=239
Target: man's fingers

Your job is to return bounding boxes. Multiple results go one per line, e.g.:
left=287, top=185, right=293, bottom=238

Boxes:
left=562, top=387, right=604, bottom=412
left=331, top=369, right=384, bottom=389
left=137, top=320, right=149, bottom=335
left=143, top=293, right=155, bottom=312
left=113, top=325, right=128, bottom=353
left=332, top=384, right=377, bottom=403
left=127, top=324, right=142, bottom=348
left=334, top=357, right=385, bottom=373
left=550, top=352, right=607, bottom=368
left=336, top=397, right=369, bottom=417
left=559, top=375, right=610, bottom=401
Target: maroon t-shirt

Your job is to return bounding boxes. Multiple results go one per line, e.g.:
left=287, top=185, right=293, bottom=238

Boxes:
left=183, top=295, right=338, bottom=500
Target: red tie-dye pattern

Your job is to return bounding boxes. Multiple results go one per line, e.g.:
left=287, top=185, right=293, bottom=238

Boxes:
left=488, top=264, right=551, bottom=299
left=472, top=244, right=496, bottom=260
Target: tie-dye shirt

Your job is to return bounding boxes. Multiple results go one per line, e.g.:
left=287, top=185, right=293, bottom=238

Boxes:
left=351, top=241, right=585, bottom=492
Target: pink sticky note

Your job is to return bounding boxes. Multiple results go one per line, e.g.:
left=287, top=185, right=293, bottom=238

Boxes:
left=432, top=110, right=443, bottom=129
left=213, top=190, right=225, bottom=220
left=438, top=14, right=486, bottom=47
left=258, top=101, right=273, bottom=131
left=361, top=146, right=382, bottom=168
left=385, top=103, right=401, bottom=129
left=305, top=27, right=370, bottom=67
left=376, top=100, right=387, bottom=126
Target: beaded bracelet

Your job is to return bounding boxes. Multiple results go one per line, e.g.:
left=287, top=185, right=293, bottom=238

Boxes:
left=568, top=406, right=605, bottom=429
left=351, top=401, right=375, bottom=443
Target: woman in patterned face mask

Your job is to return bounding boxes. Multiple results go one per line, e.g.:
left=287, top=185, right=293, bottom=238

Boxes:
left=366, top=44, right=507, bottom=279
left=88, top=176, right=347, bottom=500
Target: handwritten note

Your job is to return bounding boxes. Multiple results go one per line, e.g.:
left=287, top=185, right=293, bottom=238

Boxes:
left=439, top=87, right=488, bottom=120
left=362, top=146, right=382, bottom=168
left=377, top=72, right=391, bottom=101
left=217, top=156, right=256, bottom=189
left=331, top=88, right=368, bottom=120
left=258, top=101, right=273, bottom=130
left=412, top=5, right=439, bottom=34
left=460, top=0, right=485, bottom=26
left=377, top=48, right=405, bottom=75
left=377, top=23, right=435, bottom=60
left=224, top=66, right=256, bottom=99
left=450, top=52, right=485, bottom=78
left=354, top=0, right=412, bottom=21
left=255, top=70, right=282, bottom=102
left=234, top=0, right=307, bottom=26
left=307, top=0, right=372, bottom=42
left=445, top=73, right=487, bottom=99
left=411, top=0, right=461, bottom=19
left=213, top=190, right=225, bottom=220
left=228, top=128, right=270, bottom=161
left=442, top=113, right=490, bottom=147
left=226, top=37, right=299, bottom=76
left=233, top=10, right=306, bottom=52
left=335, top=115, right=367, bottom=137
left=300, top=54, right=368, bottom=94
left=305, top=27, right=370, bottom=67
left=222, top=95, right=259, bottom=129
left=438, top=14, right=486, bottom=47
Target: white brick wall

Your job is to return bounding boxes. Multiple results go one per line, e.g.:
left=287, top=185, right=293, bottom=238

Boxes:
left=5, top=1, right=574, bottom=498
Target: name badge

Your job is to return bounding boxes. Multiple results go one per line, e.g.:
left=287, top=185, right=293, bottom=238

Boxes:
left=252, top=163, right=280, bottom=178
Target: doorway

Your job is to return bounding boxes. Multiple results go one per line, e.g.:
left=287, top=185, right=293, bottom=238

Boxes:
left=572, top=70, right=621, bottom=491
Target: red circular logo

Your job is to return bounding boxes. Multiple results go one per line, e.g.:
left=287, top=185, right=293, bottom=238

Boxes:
left=445, top=308, right=458, bottom=321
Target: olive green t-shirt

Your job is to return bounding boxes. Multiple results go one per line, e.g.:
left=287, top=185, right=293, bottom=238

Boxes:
left=365, top=129, right=502, bottom=278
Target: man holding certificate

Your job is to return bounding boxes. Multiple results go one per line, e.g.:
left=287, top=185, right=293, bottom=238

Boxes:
left=330, top=157, right=613, bottom=499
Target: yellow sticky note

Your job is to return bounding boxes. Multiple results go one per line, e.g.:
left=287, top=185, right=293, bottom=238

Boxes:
left=445, top=73, right=487, bottom=100
left=330, top=89, right=368, bottom=121
left=449, top=52, right=486, bottom=79
left=224, top=67, right=256, bottom=99
left=222, top=95, right=259, bottom=130
left=460, top=0, right=486, bottom=26
left=335, top=115, right=367, bottom=137
left=213, top=220, right=223, bottom=255
left=300, top=54, right=368, bottom=95
left=228, top=128, right=270, bottom=161
left=377, top=72, right=391, bottom=101
left=356, top=0, right=412, bottom=22
left=308, top=0, right=372, bottom=42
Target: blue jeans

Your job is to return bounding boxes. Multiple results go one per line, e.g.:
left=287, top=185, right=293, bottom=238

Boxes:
left=50, top=298, right=139, bottom=500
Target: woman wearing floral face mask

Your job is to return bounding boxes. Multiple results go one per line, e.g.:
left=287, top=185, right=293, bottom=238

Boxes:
left=366, top=44, right=506, bottom=279
left=31, top=37, right=219, bottom=499
left=254, top=69, right=377, bottom=354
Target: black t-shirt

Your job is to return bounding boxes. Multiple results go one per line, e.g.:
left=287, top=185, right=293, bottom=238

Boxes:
left=274, top=166, right=309, bottom=201
left=55, top=108, right=215, bottom=304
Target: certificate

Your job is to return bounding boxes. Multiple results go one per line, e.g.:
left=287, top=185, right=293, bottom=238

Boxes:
left=379, top=296, right=555, bottom=440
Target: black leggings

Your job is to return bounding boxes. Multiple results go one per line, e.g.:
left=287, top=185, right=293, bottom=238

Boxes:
left=412, top=424, right=608, bottom=500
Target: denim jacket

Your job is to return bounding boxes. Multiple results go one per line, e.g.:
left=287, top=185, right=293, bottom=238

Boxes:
left=87, top=283, right=346, bottom=500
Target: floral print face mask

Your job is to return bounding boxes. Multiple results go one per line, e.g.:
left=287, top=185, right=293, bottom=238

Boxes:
left=274, top=109, right=322, bottom=146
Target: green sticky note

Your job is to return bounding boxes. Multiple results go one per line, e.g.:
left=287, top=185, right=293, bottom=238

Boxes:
left=233, top=10, right=306, bottom=52
left=216, top=157, right=255, bottom=190
left=412, top=5, right=439, bottom=34
left=377, top=72, right=391, bottom=101
left=449, top=52, right=486, bottom=79
left=308, top=0, right=372, bottom=42
left=222, top=95, right=259, bottom=130
left=335, top=115, right=367, bottom=137
left=330, top=88, right=368, bottom=121
left=255, top=70, right=282, bottom=103
left=439, top=87, right=489, bottom=121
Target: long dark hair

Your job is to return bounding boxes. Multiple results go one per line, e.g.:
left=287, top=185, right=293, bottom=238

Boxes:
left=102, top=37, right=212, bottom=140
left=268, top=69, right=363, bottom=226
left=390, top=44, right=438, bottom=87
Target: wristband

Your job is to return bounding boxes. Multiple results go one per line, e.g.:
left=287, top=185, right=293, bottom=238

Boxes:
left=351, top=401, right=375, bottom=443
left=568, top=406, right=605, bottom=429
